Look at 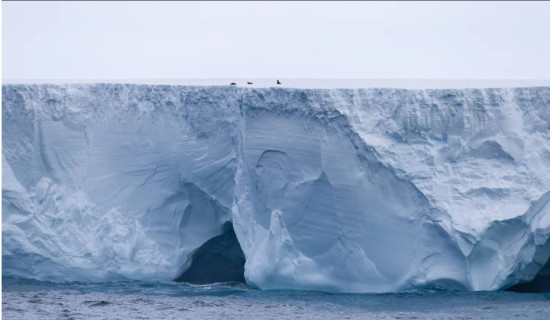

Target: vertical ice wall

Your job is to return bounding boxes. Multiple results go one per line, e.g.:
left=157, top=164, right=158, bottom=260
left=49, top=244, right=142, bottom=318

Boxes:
left=2, top=85, right=240, bottom=281
left=3, top=84, right=550, bottom=292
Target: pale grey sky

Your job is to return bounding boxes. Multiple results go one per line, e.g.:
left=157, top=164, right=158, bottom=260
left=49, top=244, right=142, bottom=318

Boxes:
left=3, top=1, right=550, bottom=80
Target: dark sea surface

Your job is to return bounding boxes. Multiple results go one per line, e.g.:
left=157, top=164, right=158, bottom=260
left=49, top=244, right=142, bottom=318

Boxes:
left=2, top=276, right=550, bottom=320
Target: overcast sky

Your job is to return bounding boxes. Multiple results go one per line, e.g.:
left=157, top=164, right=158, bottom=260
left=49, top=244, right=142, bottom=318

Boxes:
left=3, top=1, right=550, bottom=80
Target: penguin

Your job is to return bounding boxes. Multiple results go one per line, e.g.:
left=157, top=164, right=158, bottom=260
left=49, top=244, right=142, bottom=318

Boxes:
left=277, top=80, right=282, bottom=85
left=230, top=82, right=236, bottom=85
left=247, top=82, right=253, bottom=85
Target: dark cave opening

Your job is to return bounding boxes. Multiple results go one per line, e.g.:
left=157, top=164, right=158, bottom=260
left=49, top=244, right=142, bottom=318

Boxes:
left=506, top=238, right=550, bottom=293
left=507, top=275, right=550, bottom=293
left=174, top=222, right=246, bottom=284
left=506, top=262, right=550, bottom=293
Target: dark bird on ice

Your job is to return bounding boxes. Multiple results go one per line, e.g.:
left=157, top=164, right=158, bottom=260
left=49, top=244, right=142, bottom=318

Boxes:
left=277, top=80, right=282, bottom=85
left=247, top=82, right=253, bottom=85
left=230, top=83, right=237, bottom=86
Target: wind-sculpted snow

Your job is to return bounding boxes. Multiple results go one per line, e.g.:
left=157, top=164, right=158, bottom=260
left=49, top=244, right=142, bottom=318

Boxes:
left=3, top=84, right=550, bottom=292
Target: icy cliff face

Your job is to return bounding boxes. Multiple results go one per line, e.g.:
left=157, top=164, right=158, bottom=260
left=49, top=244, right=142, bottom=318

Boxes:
left=3, top=84, right=550, bottom=292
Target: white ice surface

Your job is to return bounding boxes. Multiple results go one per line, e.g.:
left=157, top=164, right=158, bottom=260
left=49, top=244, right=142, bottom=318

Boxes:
left=2, top=84, right=550, bottom=292
left=5, top=78, right=550, bottom=89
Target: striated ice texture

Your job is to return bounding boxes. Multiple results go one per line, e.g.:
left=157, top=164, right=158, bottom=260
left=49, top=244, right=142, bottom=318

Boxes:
left=2, top=84, right=550, bottom=292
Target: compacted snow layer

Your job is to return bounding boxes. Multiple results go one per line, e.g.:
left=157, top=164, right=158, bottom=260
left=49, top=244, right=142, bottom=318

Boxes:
left=2, top=84, right=550, bottom=292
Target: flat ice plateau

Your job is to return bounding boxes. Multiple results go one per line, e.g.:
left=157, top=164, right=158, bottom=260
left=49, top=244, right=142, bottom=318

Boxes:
left=3, top=84, right=550, bottom=293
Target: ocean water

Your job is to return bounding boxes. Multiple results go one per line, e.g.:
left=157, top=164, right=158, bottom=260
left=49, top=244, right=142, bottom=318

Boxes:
left=2, top=276, right=549, bottom=320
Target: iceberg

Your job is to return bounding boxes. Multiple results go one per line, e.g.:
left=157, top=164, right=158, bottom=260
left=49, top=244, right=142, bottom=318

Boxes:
left=2, top=84, right=550, bottom=292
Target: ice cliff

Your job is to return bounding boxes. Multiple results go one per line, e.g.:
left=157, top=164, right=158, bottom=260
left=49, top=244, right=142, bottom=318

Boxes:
left=3, top=84, right=550, bottom=292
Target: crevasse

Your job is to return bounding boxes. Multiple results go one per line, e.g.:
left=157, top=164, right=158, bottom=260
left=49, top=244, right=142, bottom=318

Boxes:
left=2, top=84, right=550, bottom=292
